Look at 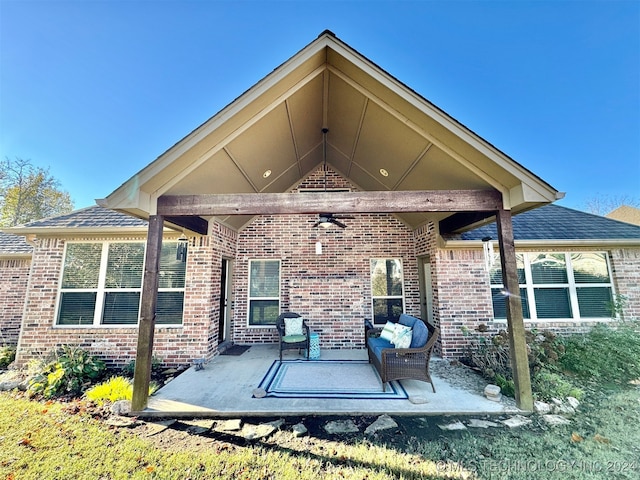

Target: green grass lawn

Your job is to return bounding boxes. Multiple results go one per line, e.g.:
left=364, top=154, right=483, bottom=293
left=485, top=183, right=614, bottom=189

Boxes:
left=1, top=386, right=639, bottom=480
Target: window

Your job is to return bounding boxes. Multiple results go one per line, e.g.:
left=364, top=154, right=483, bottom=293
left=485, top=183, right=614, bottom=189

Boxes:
left=371, top=258, right=405, bottom=325
left=57, top=241, right=186, bottom=326
left=490, top=252, right=614, bottom=321
left=248, top=260, right=280, bottom=326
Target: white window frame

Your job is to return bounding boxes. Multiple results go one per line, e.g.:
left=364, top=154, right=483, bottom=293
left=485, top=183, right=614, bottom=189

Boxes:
left=490, top=251, right=616, bottom=322
left=247, top=259, right=281, bottom=328
left=55, top=240, right=185, bottom=327
left=370, top=258, right=406, bottom=325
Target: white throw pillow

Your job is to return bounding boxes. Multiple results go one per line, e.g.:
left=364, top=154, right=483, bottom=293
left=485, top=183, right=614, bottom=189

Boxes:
left=380, top=321, right=397, bottom=342
left=393, top=324, right=413, bottom=349
left=284, top=317, right=304, bottom=336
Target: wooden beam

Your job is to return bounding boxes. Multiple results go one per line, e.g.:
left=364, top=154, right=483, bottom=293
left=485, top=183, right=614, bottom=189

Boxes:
left=131, top=215, right=164, bottom=412
left=165, top=215, right=209, bottom=235
left=157, top=190, right=502, bottom=216
left=496, top=208, right=533, bottom=411
left=439, top=211, right=497, bottom=234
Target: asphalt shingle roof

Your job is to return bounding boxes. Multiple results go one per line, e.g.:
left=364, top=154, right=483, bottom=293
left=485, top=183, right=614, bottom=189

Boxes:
left=460, top=204, right=640, bottom=241
left=20, top=205, right=148, bottom=229
left=0, top=231, right=33, bottom=255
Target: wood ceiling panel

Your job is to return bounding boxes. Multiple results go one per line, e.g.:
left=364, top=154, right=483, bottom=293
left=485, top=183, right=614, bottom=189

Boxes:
left=167, top=150, right=255, bottom=195
left=326, top=72, right=367, bottom=158
left=352, top=102, right=430, bottom=189
left=348, top=162, right=388, bottom=192
left=226, top=104, right=298, bottom=191
left=396, top=146, right=492, bottom=191
left=287, top=74, right=324, bottom=159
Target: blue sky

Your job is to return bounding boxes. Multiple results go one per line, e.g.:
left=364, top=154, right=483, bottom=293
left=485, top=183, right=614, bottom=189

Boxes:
left=1, top=0, right=638, bottom=212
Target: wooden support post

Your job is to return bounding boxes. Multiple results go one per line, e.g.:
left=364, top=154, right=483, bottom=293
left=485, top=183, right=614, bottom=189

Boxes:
left=496, top=208, right=534, bottom=411
left=131, top=215, right=164, bottom=412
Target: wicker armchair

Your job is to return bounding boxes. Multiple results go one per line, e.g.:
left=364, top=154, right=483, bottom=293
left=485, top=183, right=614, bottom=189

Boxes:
left=366, top=316, right=439, bottom=392
left=275, top=312, right=310, bottom=361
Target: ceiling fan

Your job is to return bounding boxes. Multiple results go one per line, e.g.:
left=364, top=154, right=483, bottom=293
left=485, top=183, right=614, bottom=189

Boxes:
left=312, top=128, right=354, bottom=229
left=313, top=213, right=354, bottom=229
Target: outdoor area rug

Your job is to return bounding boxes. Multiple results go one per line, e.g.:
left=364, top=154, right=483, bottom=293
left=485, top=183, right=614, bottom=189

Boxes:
left=253, top=359, right=408, bottom=399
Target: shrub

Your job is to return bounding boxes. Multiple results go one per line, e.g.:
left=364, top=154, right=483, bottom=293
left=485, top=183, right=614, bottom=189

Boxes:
left=464, top=328, right=572, bottom=399
left=533, top=367, right=583, bottom=401
left=0, top=345, right=16, bottom=369
left=27, top=346, right=106, bottom=399
left=85, top=376, right=133, bottom=405
left=464, top=328, right=565, bottom=391
left=559, top=321, right=640, bottom=385
left=85, top=376, right=158, bottom=405
left=121, top=356, right=163, bottom=379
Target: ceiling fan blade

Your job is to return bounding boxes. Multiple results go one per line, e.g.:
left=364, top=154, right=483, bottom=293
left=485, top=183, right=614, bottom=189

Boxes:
left=332, top=218, right=347, bottom=228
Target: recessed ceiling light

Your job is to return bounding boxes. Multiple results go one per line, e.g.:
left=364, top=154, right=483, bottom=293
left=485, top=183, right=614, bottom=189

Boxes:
left=263, top=170, right=272, bottom=178
left=379, top=168, right=389, bottom=177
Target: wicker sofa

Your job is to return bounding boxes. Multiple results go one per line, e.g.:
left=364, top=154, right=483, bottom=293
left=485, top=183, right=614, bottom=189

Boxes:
left=366, top=314, right=439, bottom=392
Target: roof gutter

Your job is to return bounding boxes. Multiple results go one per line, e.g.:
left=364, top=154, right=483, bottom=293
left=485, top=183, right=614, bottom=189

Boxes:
left=0, top=252, right=33, bottom=260
left=442, top=238, right=640, bottom=249
left=2, top=226, right=179, bottom=236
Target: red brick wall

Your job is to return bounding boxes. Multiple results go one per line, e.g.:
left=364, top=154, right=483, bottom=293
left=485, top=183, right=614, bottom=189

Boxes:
left=231, top=169, right=421, bottom=349
left=0, top=258, right=31, bottom=345
left=13, top=234, right=234, bottom=368
left=610, top=248, right=640, bottom=320
left=434, top=245, right=640, bottom=359
left=9, top=175, right=639, bottom=367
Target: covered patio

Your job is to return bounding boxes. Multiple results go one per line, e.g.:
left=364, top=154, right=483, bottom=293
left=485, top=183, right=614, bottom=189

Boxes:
left=98, top=31, right=563, bottom=415
left=141, top=346, right=519, bottom=418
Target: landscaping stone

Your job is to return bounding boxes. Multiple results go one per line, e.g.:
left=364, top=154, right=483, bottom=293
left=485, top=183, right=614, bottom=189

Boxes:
left=144, top=419, right=176, bottom=436
left=216, top=419, right=242, bottom=431
left=467, top=419, right=500, bottom=428
left=438, top=421, right=467, bottom=431
left=500, top=415, right=532, bottom=429
left=364, top=414, right=398, bottom=435
left=566, top=396, right=580, bottom=409
left=266, top=419, right=285, bottom=430
left=110, top=400, right=132, bottom=416
left=0, top=379, right=21, bottom=391
left=183, top=419, right=214, bottom=434
left=324, top=419, right=359, bottom=434
left=553, top=403, right=576, bottom=417
left=105, top=416, right=139, bottom=427
left=292, top=423, right=308, bottom=437
left=534, top=400, right=552, bottom=414
left=484, top=384, right=502, bottom=402
left=241, top=423, right=277, bottom=440
left=541, top=414, right=571, bottom=426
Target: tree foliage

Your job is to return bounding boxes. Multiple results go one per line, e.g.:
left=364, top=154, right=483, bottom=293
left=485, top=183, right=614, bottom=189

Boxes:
left=0, top=157, right=74, bottom=227
left=583, top=194, right=640, bottom=216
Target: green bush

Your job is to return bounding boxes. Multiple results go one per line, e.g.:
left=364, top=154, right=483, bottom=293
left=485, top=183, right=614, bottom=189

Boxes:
left=121, top=355, right=163, bottom=379
left=464, top=328, right=566, bottom=398
left=85, top=376, right=133, bottom=405
left=559, top=321, right=640, bottom=385
left=533, top=367, right=583, bottom=401
left=85, top=376, right=158, bottom=405
left=27, top=346, right=106, bottom=399
left=494, top=373, right=515, bottom=397
left=0, top=346, right=16, bottom=369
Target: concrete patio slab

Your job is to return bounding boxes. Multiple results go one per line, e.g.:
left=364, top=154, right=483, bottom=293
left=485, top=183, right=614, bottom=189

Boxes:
left=140, top=345, right=521, bottom=418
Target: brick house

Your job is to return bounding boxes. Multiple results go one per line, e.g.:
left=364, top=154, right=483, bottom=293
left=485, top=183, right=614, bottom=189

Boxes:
left=2, top=32, right=639, bottom=409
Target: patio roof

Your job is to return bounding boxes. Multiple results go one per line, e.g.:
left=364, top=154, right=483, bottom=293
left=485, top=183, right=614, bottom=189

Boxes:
left=99, top=30, right=562, bottom=233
